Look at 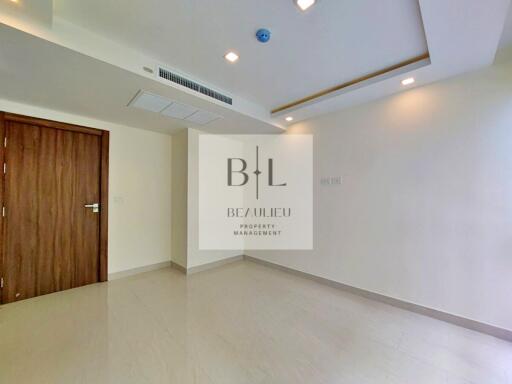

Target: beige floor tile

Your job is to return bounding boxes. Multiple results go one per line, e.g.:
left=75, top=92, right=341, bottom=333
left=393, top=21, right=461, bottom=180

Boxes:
left=0, top=261, right=510, bottom=384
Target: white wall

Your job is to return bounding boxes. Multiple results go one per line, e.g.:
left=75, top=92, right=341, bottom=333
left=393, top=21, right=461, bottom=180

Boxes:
left=0, top=99, right=172, bottom=275
left=187, top=128, right=242, bottom=268
left=171, top=129, right=188, bottom=269
left=248, top=61, right=512, bottom=331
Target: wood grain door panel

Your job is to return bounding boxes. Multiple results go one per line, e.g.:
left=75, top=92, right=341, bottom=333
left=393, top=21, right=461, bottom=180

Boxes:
left=1, top=121, right=102, bottom=303
left=73, top=132, right=101, bottom=287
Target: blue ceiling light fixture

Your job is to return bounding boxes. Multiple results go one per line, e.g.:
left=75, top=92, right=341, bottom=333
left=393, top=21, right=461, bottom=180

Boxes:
left=256, top=28, right=271, bottom=43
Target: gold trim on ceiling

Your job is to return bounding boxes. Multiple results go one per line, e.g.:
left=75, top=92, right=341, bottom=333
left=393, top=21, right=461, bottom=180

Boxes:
left=271, top=52, right=430, bottom=114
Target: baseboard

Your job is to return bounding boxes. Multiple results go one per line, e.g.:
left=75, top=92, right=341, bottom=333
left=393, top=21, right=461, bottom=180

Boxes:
left=108, top=261, right=171, bottom=280
left=186, top=255, right=244, bottom=274
left=170, top=261, right=187, bottom=273
left=244, top=256, right=512, bottom=343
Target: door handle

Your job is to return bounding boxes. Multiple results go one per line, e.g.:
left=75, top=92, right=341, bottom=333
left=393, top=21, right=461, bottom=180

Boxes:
left=84, top=203, right=100, bottom=213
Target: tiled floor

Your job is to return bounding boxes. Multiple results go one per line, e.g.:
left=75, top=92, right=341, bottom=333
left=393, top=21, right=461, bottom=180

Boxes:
left=1, top=260, right=511, bottom=383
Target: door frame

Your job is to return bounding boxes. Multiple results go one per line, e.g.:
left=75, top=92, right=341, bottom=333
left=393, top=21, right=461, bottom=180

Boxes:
left=0, top=112, right=109, bottom=304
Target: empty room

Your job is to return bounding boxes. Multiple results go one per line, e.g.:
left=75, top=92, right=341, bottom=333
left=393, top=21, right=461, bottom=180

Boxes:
left=0, top=0, right=511, bottom=383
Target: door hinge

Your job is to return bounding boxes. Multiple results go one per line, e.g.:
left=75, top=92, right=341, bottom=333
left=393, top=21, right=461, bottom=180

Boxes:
left=3, top=163, right=5, bottom=174
left=2, top=206, right=5, bottom=217
left=0, top=278, right=3, bottom=289
left=3, top=137, right=6, bottom=147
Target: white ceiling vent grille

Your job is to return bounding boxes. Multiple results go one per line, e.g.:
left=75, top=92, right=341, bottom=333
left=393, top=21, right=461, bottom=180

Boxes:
left=128, top=90, right=223, bottom=126
left=158, top=67, right=233, bottom=106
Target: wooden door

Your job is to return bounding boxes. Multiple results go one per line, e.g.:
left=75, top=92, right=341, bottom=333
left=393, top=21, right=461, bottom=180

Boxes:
left=0, top=113, right=109, bottom=304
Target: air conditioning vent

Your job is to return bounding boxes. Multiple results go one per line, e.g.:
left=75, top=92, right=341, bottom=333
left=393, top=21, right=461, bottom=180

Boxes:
left=158, top=67, right=233, bottom=105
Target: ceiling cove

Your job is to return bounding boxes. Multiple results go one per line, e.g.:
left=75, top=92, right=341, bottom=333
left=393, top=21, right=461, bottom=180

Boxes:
left=271, top=0, right=430, bottom=115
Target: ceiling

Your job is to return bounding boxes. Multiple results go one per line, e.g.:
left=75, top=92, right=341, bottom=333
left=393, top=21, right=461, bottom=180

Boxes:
left=54, top=0, right=428, bottom=111
left=499, top=3, right=512, bottom=49
left=0, top=23, right=281, bottom=134
left=0, top=0, right=511, bottom=133
left=0, top=0, right=52, bottom=28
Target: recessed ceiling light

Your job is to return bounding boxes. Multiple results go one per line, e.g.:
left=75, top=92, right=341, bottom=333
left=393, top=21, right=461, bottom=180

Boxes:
left=401, top=77, right=415, bottom=86
left=224, top=51, right=239, bottom=63
left=285, top=116, right=294, bottom=122
left=295, top=0, right=316, bottom=11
